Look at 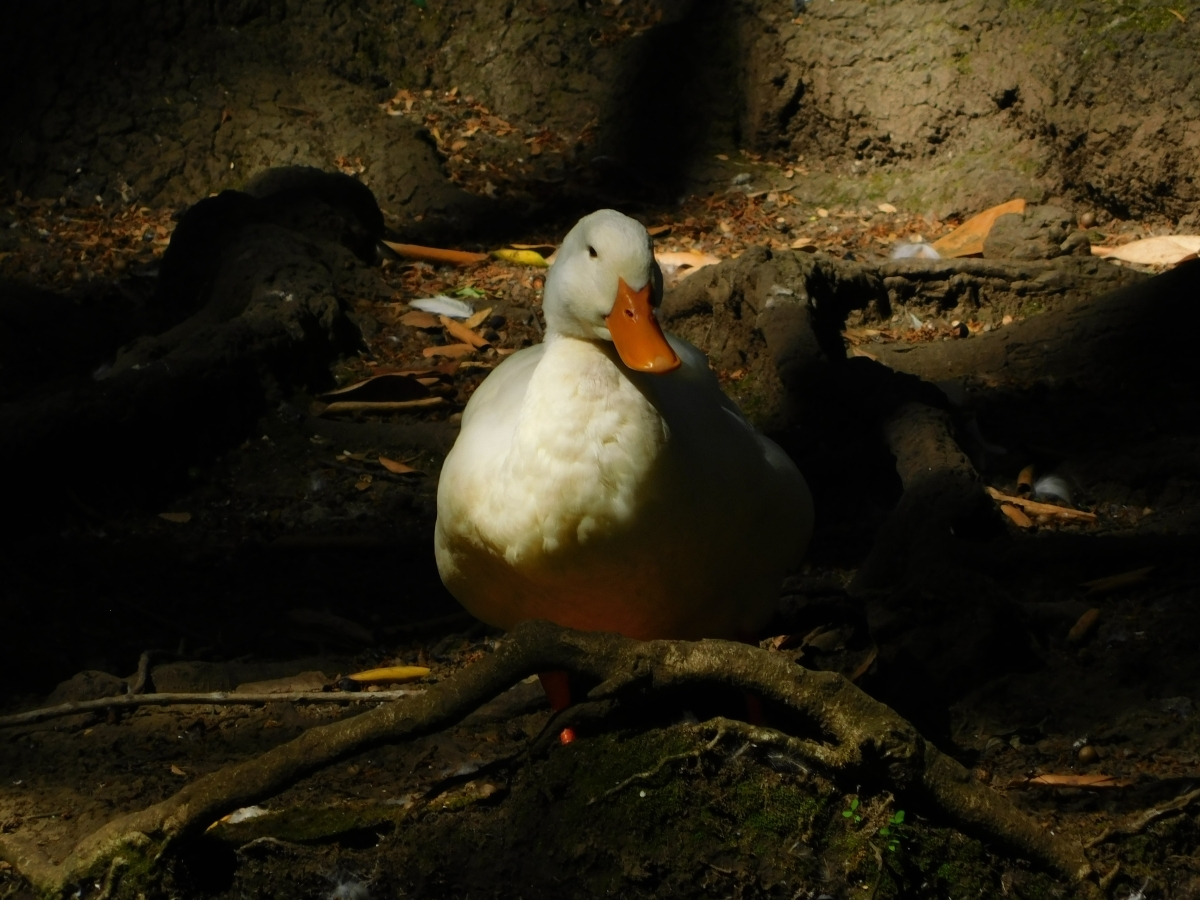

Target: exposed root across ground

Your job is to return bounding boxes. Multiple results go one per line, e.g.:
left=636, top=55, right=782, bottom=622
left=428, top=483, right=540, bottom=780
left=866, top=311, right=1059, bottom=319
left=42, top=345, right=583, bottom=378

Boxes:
left=0, top=622, right=1092, bottom=896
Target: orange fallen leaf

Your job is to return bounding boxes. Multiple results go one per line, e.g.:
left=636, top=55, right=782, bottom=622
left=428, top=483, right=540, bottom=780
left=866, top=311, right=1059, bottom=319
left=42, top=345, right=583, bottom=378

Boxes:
left=381, top=240, right=488, bottom=266
left=355, top=475, right=373, bottom=491
left=423, top=343, right=475, bottom=359
left=1017, top=464, right=1035, bottom=496
left=647, top=224, right=672, bottom=236
left=1067, top=608, right=1101, bottom=643
left=1000, top=504, right=1034, bottom=528
left=399, top=311, right=441, bottom=329
left=655, top=251, right=722, bottom=281
left=931, top=199, right=1027, bottom=258
left=985, top=487, right=1097, bottom=522
left=1081, top=566, right=1154, bottom=595
left=463, top=306, right=494, bottom=330
left=379, top=456, right=419, bottom=475
left=441, top=315, right=490, bottom=348
left=170, top=765, right=188, bottom=777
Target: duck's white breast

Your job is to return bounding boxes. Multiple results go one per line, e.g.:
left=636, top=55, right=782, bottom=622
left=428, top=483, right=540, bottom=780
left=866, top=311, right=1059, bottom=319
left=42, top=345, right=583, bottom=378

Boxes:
left=434, top=334, right=811, bottom=639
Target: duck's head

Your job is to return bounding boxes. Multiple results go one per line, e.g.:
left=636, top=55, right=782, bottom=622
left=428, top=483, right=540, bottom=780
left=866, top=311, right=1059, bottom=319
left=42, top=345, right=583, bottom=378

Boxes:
left=543, top=209, right=681, bottom=373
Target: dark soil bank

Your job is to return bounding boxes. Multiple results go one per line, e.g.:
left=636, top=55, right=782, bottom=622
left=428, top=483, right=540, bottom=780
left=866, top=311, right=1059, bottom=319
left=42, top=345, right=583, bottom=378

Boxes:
left=3, top=0, right=1200, bottom=223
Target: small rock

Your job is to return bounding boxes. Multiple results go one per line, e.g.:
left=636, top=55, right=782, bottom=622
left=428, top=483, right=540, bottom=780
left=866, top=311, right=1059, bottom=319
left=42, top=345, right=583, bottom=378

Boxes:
left=1079, top=211, right=1096, bottom=228
left=1078, top=745, right=1098, bottom=764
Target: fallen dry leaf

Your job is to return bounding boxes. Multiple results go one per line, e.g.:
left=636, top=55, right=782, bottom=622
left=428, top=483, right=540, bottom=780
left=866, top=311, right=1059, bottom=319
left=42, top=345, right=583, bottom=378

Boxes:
left=655, top=251, right=722, bottom=283
left=877, top=203, right=897, bottom=214
left=491, top=248, right=550, bottom=267
left=381, top=240, right=489, bottom=266
left=1000, top=504, right=1034, bottom=528
left=932, top=199, right=1027, bottom=258
left=463, top=306, right=494, bottom=330
left=441, top=315, right=491, bottom=348
left=423, top=343, right=475, bottom=359
left=1067, top=608, right=1101, bottom=643
left=379, top=456, right=419, bottom=475
left=399, top=310, right=441, bottom=329
left=355, top=475, right=373, bottom=491
left=985, top=487, right=1097, bottom=522
left=1091, top=235, right=1200, bottom=266
left=320, top=373, right=430, bottom=403
left=1017, top=464, right=1035, bottom=496
left=158, top=512, right=192, bottom=524
left=170, top=765, right=187, bottom=777
left=346, top=665, right=430, bottom=684
left=1082, top=565, right=1155, bottom=595
left=647, top=224, right=672, bottom=236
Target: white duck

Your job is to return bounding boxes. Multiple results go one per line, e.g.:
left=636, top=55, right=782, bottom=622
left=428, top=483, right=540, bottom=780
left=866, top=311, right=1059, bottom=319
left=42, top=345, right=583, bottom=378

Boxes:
left=434, top=209, right=813, bottom=647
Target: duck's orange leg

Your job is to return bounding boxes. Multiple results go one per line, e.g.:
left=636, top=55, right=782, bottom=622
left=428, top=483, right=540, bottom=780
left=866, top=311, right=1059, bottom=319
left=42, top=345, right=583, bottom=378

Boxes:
left=736, top=632, right=765, bottom=726
left=537, top=670, right=577, bottom=744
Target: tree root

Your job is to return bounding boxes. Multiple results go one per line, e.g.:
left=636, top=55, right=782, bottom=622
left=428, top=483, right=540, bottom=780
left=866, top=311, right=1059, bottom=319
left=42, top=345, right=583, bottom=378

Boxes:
left=0, top=621, right=1093, bottom=895
left=0, top=689, right=424, bottom=729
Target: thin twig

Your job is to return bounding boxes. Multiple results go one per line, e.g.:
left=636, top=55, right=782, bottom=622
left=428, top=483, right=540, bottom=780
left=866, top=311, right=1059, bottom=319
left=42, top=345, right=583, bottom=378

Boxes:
left=588, top=725, right=726, bottom=805
left=0, top=690, right=425, bottom=728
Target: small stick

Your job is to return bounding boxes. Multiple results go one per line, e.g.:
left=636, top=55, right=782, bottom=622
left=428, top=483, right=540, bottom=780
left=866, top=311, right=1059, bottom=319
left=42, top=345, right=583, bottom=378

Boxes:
left=0, top=690, right=424, bottom=729
left=318, top=397, right=446, bottom=415
left=588, top=726, right=726, bottom=805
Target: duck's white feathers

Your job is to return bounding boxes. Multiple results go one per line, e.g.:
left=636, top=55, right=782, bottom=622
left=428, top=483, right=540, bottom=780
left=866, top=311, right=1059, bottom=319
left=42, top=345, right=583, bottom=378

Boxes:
left=434, top=330, right=812, bottom=641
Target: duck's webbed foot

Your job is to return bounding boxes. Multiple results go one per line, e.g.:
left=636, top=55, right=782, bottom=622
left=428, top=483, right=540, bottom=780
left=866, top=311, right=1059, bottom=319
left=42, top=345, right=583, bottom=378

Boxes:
left=538, top=669, right=577, bottom=744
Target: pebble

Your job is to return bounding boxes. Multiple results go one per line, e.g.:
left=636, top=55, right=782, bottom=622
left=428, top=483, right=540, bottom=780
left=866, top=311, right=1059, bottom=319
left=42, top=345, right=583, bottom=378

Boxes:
left=1078, top=745, right=1098, bottom=764
left=1079, top=211, right=1096, bottom=228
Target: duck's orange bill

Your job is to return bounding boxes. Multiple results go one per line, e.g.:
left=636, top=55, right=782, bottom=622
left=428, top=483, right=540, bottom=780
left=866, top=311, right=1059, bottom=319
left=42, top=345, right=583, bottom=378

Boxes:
left=605, top=278, right=681, bottom=373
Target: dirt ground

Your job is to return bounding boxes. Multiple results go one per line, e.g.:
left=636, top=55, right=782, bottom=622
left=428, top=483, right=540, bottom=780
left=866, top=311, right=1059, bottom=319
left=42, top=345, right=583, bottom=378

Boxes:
left=2, top=2, right=1200, bottom=898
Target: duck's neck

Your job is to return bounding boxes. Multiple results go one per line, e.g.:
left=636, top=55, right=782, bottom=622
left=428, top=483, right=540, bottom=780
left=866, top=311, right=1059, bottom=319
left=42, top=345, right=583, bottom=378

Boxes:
left=498, top=336, right=668, bottom=555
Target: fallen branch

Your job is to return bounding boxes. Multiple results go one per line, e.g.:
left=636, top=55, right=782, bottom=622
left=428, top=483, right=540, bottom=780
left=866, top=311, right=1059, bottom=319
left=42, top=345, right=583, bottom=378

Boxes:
left=0, top=621, right=1093, bottom=895
left=0, top=689, right=424, bottom=729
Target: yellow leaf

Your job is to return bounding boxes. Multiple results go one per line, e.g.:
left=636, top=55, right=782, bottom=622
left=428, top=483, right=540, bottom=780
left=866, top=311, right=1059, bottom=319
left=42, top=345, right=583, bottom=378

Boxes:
left=346, top=665, right=430, bottom=684
left=491, top=248, right=549, bottom=267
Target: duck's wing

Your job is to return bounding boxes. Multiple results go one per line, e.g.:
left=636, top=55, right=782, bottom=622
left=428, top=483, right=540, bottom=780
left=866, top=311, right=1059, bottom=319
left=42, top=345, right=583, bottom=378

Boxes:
left=458, top=342, right=547, bottom=432
left=643, top=333, right=814, bottom=562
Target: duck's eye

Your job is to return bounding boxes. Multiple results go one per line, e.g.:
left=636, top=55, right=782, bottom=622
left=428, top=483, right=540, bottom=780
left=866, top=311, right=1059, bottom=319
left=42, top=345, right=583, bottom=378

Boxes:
left=588, top=245, right=598, bottom=258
